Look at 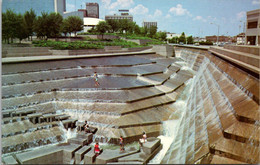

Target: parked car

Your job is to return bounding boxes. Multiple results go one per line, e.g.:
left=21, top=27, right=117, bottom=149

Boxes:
left=179, top=42, right=184, bottom=45
left=194, top=43, right=200, bottom=46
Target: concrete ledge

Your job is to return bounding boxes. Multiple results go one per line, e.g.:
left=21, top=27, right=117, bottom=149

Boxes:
left=2, top=51, right=156, bottom=64
left=224, top=45, right=260, bottom=56
left=63, top=144, right=82, bottom=164
left=2, top=155, right=19, bottom=164
left=209, top=48, right=260, bottom=74
left=75, top=146, right=91, bottom=164
left=210, top=47, right=260, bottom=68
left=16, top=145, right=63, bottom=164
left=142, top=138, right=161, bottom=154
left=95, top=148, right=139, bottom=164
left=125, top=39, right=154, bottom=45
left=84, top=148, right=96, bottom=164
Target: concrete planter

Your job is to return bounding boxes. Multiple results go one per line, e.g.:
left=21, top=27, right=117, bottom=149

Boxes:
left=78, top=35, right=120, bottom=40
left=152, top=44, right=175, bottom=57
left=125, top=39, right=154, bottom=45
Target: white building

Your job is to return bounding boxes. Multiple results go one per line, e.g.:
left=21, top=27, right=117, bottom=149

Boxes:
left=166, top=33, right=181, bottom=40
left=83, top=17, right=104, bottom=32
left=245, top=9, right=260, bottom=45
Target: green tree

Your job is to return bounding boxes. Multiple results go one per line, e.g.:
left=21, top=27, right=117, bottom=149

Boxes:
left=15, top=13, right=28, bottom=43
left=186, top=36, right=193, bottom=44
left=46, top=12, right=63, bottom=38
left=134, top=24, right=141, bottom=35
left=149, top=25, right=157, bottom=38
left=61, top=19, right=70, bottom=37
left=106, top=19, right=119, bottom=33
left=140, top=26, right=148, bottom=36
left=24, top=8, right=36, bottom=41
left=2, top=11, right=9, bottom=43
left=3, top=9, right=18, bottom=43
left=179, top=32, right=186, bottom=43
left=65, top=16, right=83, bottom=36
left=157, top=31, right=167, bottom=41
left=33, top=12, right=63, bottom=39
left=96, top=21, right=111, bottom=39
left=33, top=12, right=50, bottom=39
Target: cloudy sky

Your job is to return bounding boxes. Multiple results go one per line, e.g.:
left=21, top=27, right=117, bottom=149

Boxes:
left=68, top=0, right=259, bottom=36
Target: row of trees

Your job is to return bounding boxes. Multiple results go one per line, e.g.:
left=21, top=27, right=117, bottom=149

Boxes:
left=168, top=32, right=194, bottom=44
left=2, top=9, right=83, bottom=43
left=91, top=19, right=167, bottom=41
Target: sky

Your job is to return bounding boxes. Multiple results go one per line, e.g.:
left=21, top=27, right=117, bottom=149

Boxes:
left=66, top=0, right=260, bottom=37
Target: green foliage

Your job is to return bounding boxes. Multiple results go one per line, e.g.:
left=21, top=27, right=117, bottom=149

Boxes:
left=156, top=31, right=167, bottom=41
left=186, top=36, right=194, bottom=44
left=33, top=12, right=63, bottom=39
left=96, top=21, right=111, bottom=34
left=199, top=40, right=213, bottom=45
left=149, top=25, right=157, bottom=38
left=2, top=9, right=20, bottom=43
left=32, top=39, right=141, bottom=49
left=24, top=8, right=36, bottom=40
left=16, top=14, right=28, bottom=42
left=179, top=32, right=186, bottom=43
left=106, top=19, right=120, bottom=33
left=63, top=16, right=83, bottom=36
left=32, top=40, right=104, bottom=49
left=168, top=37, right=179, bottom=43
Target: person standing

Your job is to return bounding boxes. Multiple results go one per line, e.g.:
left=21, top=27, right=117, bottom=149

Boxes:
left=94, top=142, right=101, bottom=156
left=119, top=136, right=124, bottom=151
left=93, top=72, right=100, bottom=87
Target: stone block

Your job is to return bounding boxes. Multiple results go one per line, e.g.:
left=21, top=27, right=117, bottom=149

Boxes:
left=75, top=146, right=91, bottom=164
left=62, top=144, right=82, bottom=164
left=107, top=161, right=143, bottom=164
left=16, top=145, right=63, bottom=164
left=2, top=155, right=18, bottom=164
left=95, top=148, right=139, bottom=164
left=142, top=138, right=161, bottom=154
left=152, top=45, right=175, bottom=57
left=84, top=148, right=96, bottom=164
left=68, top=137, right=89, bottom=146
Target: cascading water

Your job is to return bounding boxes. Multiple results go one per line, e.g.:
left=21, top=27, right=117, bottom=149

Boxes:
left=149, top=79, right=193, bottom=163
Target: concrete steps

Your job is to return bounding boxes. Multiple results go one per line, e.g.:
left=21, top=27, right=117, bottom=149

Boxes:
left=213, top=138, right=259, bottom=163
left=209, top=47, right=260, bottom=75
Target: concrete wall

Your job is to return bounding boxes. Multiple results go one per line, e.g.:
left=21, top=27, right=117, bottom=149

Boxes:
left=152, top=44, right=175, bottom=57
left=78, top=34, right=120, bottom=40
left=124, top=39, right=153, bottom=45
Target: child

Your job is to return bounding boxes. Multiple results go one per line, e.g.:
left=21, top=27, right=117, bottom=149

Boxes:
left=94, top=142, right=101, bottom=156
left=119, top=136, right=124, bottom=151
left=93, top=72, right=100, bottom=87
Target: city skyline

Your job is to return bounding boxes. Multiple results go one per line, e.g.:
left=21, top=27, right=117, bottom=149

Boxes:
left=2, top=0, right=260, bottom=37
left=66, top=0, right=259, bottom=37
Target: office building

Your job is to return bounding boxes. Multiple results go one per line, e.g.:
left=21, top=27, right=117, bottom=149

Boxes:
left=105, top=10, right=133, bottom=21
left=245, top=9, right=260, bottom=45
left=142, top=21, right=157, bottom=28
left=2, top=0, right=66, bottom=16
left=86, top=3, right=99, bottom=18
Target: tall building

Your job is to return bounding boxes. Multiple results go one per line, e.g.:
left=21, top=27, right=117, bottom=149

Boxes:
left=86, top=3, right=99, bottom=18
left=105, top=9, right=133, bottom=21
left=142, top=21, right=157, bottom=28
left=2, top=0, right=66, bottom=16
left=245, top=9, right=260, bottom=45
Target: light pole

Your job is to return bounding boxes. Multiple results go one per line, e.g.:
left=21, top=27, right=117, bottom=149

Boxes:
left=210, top=22, right=220, bottom=45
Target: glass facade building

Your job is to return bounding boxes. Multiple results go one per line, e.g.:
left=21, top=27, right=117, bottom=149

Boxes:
left=2, top=0, right=65, bottom=16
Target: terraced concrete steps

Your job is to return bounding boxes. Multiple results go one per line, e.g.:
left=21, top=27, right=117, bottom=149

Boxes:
left=213, top=137, right=259, bottom=164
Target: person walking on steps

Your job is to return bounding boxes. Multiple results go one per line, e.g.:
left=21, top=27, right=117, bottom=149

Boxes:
left=119, top=136, right=125, bottom=151
left=94, top=142, right=102, bottom=156
left=93, top=72, right=100, bottom=87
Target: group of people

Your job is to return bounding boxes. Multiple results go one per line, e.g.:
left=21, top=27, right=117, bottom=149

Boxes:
left=93, top=132, right=147, bottom=156
left=76, top=121, right=91, bottom=133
